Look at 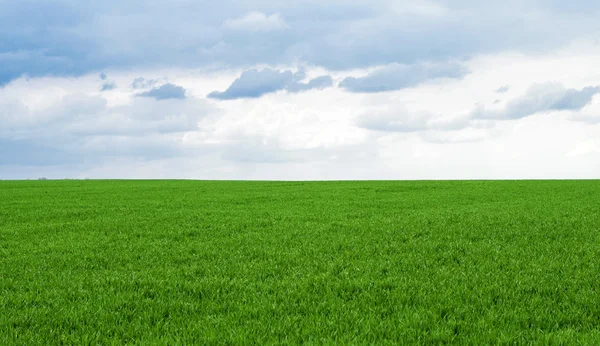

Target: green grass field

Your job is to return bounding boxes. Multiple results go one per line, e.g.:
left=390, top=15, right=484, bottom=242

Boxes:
left=1, top=180, right=600, bottom=344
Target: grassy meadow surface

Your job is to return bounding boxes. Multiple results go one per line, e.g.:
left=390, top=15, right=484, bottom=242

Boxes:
left=1, top=180, right=600, bottom=344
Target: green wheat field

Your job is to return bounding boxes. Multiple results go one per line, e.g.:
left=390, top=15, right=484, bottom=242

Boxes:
left=1, top=180, right=600, bottom=344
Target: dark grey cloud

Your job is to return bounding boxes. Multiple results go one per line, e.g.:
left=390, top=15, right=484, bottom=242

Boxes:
left=209, top=69, right=293, bottom=99
left=208, top=68, right=332, bottom=100
left=553, top=86, right=600, bottom=110
left=472, top=83, right=600, bottom=120
left=286, top=75, right=333, bottom=92
left=340, top=62, right=468, bottom=93
left=137, top=83, right=187, bottom=100
left=100, top=81, right=117, bottom=91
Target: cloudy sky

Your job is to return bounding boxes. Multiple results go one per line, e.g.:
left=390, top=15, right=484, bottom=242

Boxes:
left=1, top=1, right=600, bottom=179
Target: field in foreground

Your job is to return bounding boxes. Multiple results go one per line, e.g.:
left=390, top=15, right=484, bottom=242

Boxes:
left=1, top=180, right=600, bottom=344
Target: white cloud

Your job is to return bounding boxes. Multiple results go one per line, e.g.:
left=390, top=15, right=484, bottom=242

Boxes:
left=568, top=139, right=600, bottom=157
left=3, top=42, right=600, bottom=179
left=1, top=94, right=211, bottom=138
left=356, top=106, right=472, bottom=133
left=222, top=11, right=288, bottom=32
left=419, top=128, right=497, bottom=144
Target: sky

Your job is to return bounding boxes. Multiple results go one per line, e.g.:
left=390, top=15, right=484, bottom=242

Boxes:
left=1, top=0, right=600, bottom=179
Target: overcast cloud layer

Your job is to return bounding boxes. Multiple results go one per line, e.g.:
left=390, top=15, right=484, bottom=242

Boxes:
left=1, top=1, right=600, bottom=179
